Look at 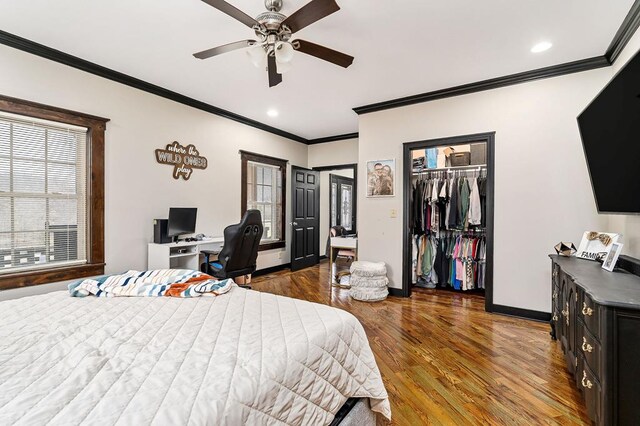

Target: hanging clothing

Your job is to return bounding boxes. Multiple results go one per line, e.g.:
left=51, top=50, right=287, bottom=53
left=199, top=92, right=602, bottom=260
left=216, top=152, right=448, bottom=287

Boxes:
left=459, top=178, right=470, bottom=229
left=478, top=177, right=487, bottom=228
left=411, top=169, right=487, bottom=292
left=411, top=235, right=418, bottom=284
left=468, top=177, right=482, bottom=226
left=448, top=177, right=459, bottom=229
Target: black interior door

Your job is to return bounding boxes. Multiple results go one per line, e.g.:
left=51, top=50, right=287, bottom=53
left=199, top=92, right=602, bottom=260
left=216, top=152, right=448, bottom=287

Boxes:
left=330, top=174, right=355, bottom=233
left=291, top=166, right=320, bottom=271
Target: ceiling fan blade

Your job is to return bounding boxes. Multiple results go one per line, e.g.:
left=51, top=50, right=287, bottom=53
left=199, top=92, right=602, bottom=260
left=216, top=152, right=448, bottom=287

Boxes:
left=201, top=0, right=259, bottom=28
left=294, top=40, right=354, bottom=68
left=281, top=0, right=340, bottom=33
left=268, top=54, right=283, bottom=87
left=193, top=40, right=257, bottom=60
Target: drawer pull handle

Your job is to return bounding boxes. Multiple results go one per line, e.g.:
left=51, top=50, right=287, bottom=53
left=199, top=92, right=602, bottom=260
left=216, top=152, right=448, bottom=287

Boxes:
left=582, top=302, right=594, bottom=317
left=582, top=337, right=593, bottom=353
left=562, top=302, right=570, bottom=326
left=581, top=371, right=593, bottom=389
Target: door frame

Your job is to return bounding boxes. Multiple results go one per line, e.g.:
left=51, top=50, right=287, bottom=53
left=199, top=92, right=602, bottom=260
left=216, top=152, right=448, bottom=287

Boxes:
left=312, top=163, right=358, bottom=234
left=329, top=173, right=356, bottom=233
left=402, top=132, right=495, bottom=313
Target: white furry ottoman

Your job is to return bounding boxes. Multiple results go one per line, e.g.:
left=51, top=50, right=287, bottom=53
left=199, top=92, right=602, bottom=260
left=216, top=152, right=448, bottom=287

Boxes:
left=349, top=261, right=389, bottom=302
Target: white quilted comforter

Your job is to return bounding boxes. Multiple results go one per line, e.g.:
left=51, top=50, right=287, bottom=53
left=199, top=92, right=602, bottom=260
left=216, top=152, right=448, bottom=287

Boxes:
left=0, top=287, right=391, bottom=425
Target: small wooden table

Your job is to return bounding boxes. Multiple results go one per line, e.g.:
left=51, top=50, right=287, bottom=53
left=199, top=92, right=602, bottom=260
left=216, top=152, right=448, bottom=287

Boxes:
left=329, top=237, right=358, bottom=285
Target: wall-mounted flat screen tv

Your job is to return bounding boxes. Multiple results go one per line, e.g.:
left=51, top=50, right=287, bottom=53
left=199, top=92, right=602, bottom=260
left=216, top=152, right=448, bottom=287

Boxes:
left=578, top=50, right=640, bottom=214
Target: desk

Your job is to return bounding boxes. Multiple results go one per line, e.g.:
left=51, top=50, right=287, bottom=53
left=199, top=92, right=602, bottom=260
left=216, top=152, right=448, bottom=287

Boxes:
left=148, top=237, right=224, bottom=270
left=329, top=237, right=358, bottom=284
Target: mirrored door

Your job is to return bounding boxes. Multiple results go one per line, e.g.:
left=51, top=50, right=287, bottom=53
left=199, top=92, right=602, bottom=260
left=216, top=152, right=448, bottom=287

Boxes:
left=330, top=174, right=355, bottom=232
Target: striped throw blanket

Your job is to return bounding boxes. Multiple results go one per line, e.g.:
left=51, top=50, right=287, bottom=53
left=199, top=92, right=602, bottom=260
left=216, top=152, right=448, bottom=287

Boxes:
left=68, top=269, right=235, bottom=298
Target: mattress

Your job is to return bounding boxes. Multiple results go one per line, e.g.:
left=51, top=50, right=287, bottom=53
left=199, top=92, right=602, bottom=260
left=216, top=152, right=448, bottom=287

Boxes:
left=0, top=286, right=391, bottom=425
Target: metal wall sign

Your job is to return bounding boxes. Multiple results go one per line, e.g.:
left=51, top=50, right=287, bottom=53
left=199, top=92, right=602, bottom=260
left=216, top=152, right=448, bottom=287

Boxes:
left=155, top=141, right=208, bottom=180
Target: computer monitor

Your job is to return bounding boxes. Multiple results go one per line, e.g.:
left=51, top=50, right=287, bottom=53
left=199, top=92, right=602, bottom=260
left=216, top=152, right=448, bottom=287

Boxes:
left=167, top=208, right=197, bottom=241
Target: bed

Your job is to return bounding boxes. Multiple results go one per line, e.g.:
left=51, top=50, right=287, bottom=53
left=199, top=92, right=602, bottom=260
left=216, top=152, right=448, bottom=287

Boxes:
left=0, top=285, right=391, bottom=425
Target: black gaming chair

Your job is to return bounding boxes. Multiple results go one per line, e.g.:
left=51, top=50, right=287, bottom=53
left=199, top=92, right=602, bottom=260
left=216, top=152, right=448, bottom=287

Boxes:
left=201, top=210, right=263, bottom=288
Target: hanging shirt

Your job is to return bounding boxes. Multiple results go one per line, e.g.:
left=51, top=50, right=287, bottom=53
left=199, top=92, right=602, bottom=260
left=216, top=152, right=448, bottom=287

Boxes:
left=459, top=178, right=470, bottom=229
left=468, top=177, right=482, bottom=226
left=478, top=177, right=487, bottom=228
left=448, top=178, right=459, bottom=229
left=431, top=178, right=440, bottom=236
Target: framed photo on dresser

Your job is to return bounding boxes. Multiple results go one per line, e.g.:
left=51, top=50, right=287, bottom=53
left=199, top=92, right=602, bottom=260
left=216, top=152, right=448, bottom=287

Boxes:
left=576, top=231, right=620, bottom=262
left=602, top=242, right=623, bottom=272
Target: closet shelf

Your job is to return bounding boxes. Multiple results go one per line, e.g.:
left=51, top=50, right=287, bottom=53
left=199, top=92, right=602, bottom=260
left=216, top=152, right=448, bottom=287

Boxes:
left=413, top=164, right=487, bottom=174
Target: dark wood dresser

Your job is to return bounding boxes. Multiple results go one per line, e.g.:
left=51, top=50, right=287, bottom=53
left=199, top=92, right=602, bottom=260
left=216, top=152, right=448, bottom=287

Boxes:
left=550, top=255, right=640, bottom=425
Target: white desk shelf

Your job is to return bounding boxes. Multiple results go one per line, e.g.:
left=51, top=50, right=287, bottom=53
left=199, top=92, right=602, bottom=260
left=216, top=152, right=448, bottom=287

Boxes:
left=329, top=237, right=358, bottom=285
left=148, top=237, right=224, bottom=270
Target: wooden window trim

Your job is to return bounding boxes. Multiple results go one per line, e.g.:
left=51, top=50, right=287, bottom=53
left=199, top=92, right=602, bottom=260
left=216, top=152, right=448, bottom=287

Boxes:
left=240, top=150, right=287, bottom=252
left=0, top=95, right=109, bottom=290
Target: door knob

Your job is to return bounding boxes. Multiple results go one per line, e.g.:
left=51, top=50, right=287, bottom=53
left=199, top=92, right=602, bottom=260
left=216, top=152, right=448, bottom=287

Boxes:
left=290, top=222, right=298, bottom=226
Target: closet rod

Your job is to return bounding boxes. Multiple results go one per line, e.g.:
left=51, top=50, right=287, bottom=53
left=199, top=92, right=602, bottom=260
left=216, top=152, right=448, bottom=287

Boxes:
left=412, top=164, right=487, bottom=174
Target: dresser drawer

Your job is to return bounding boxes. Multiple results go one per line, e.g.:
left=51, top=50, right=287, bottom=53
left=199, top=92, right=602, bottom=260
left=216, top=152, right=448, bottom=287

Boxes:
left=579, top=291, right=602, bottom=340
left=578, top=355, right=602, bottom=424
left=577, top=319, right=601, bottom=381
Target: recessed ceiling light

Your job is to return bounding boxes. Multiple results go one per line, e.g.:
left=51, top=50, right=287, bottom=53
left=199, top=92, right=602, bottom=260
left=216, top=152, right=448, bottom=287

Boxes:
left=267, top=109, right=279, bottom=117
left=531, top=41, right=553, bottom=53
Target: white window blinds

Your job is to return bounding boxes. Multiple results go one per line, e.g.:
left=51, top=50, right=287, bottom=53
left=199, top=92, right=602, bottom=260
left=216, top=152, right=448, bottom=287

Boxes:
left=0, top=112, right=88, bottom=274
left=246, top=160, right=283, bottom=243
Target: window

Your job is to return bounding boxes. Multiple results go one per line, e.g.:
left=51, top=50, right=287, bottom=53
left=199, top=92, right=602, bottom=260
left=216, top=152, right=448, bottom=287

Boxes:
left=0, top=95, right=107, bottom=290
left=240, top=151, right=286, bottom=251
left=0, top=113, right=87, bottom=273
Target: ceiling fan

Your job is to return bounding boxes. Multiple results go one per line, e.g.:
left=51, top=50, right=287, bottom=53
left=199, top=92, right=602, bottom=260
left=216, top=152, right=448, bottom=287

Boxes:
left=193, top=0, right=354, bottom=87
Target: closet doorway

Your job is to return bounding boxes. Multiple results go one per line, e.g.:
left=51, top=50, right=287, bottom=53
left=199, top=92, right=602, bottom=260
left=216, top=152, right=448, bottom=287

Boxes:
left=402, top=132, right=495, bottom=312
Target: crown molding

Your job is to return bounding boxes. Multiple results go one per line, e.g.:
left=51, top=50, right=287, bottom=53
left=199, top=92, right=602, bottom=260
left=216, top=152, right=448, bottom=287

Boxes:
left=354, top=0, right=640, bottom=115
left=353, top=56, right=609, bottom=115
left=605, top=0, right=640, bottom=64
left=307, top=132, right=359, bottom=145
left=2, top=0, right=639, bottom=139
left=0, top=29, right=308, bottom=144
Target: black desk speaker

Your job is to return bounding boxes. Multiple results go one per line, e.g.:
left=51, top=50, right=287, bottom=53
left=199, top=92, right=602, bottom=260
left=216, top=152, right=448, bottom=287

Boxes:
left=154, top=219, right=171, bottom=244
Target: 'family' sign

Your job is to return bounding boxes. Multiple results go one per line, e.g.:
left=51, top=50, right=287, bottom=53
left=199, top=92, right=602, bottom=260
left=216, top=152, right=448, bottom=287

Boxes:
left=155, top=141, right=208, bottom=180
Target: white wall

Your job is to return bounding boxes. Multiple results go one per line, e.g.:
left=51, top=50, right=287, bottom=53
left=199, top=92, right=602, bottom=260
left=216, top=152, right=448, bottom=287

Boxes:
left=604, top=29, right=640, bottom=258
left=357, top=68, right=619, bottom=313
left=308, top=138, right=358, bottom=168
left=0, top=45, right=308, bottom=281
left=318, top=169, right=354, bottom=256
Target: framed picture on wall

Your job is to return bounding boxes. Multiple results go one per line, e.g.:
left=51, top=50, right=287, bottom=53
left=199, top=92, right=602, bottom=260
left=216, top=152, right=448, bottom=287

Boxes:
left=366, top=159, right=395, bottom=197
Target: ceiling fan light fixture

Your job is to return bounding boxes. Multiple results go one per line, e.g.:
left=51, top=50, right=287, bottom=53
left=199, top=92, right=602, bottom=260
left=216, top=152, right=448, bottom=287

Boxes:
left=195, top=0, right=355, bottom=87
left=247, top=46, right=267, bottom=68
left=275, top=41, right=295, bottom=63
left=276, top=59, right=293, bottom=74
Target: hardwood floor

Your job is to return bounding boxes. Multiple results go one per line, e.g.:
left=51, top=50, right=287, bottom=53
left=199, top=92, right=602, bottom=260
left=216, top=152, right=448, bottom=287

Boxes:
left=251, top=261, right=590, bottom=425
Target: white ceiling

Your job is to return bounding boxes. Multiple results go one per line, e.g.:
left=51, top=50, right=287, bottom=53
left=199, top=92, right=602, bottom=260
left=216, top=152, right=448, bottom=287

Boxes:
left=0, top=0, right=634, bottom=139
